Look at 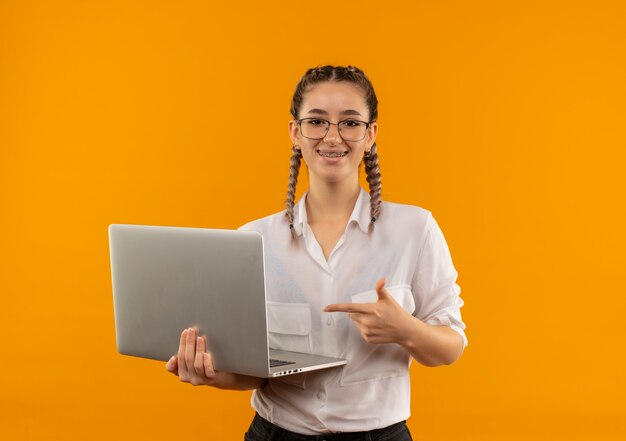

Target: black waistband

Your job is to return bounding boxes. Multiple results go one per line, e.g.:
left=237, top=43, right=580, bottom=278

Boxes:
left=252, top=412, right=407, bottom=440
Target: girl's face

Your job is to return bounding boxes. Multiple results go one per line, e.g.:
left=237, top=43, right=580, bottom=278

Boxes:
left=288, top=81, right=378, bottom=185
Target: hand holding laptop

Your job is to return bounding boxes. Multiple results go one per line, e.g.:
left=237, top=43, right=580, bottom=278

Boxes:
left=165, top=327, right=220, bottom=386
left=166, top=327, right=267, bottom=390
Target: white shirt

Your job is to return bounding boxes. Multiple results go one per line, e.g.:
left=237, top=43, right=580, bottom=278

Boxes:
left=237, top=187, right=467, bottom=434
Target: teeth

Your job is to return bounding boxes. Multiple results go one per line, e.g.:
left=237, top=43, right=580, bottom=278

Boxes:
left=318, top=150, right=348, bottom=158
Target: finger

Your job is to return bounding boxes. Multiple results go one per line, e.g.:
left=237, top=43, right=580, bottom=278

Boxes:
left=375, top=277, right=390, bottom=300
left=353, top=319, right=367, bottom=335
left=185, top=328, right=197, bottom=374
left=166, top=355, right=178, bottom=375
left=194, top=335, right=209, bottom=379
left=324, top=303, right=369, bottom=313
left=203, top=350, right=215, bottom=378
left=177, top=328, right=189, bottom=376
left=351, top=314, right=379, bottom=332
left=348, top=312, right=367, bottom=325
left=351, top=319, right=371, bottom=341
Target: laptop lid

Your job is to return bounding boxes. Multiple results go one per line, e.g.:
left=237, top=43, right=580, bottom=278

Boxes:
left=109, top=224, right=271, bottom=377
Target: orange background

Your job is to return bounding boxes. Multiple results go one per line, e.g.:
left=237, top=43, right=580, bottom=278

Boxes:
left=1, top=1, right=625, bottom=440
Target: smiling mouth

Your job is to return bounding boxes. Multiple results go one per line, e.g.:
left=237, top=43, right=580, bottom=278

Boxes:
left=317, top=149, right=349, bottom=158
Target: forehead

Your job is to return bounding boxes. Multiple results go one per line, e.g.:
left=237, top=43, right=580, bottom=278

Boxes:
left=301, top=81, right=367, bottom=114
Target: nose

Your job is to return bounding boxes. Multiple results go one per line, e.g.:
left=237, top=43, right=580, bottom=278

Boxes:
left=323, top=123, right=342, bottom=144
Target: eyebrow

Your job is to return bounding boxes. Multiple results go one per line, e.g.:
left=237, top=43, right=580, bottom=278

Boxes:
left=305, top=108, right=363, bottom=117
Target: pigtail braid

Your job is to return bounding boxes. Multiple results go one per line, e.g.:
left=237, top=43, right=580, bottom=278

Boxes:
left=285, top=145, right=303, bottom=240
left=364, top=142, right=382, bottom=234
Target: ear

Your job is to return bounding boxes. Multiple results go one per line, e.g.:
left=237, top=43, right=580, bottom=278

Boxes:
left=366, top=122, right=378, bottom=152
left=288, top=119, right=301, bottom=147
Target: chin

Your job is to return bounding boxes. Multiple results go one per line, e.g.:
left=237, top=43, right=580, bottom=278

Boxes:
left=312, top=171, right=354, bottom=184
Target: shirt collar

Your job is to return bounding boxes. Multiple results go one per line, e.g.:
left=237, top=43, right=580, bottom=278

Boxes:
left=293, top=187, right=371, bottom=237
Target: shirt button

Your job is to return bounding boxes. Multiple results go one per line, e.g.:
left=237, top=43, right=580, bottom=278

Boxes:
left=317, top=391, right=326, bottom=400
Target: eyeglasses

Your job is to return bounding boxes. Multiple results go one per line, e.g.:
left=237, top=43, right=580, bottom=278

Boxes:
left=297, top=118, right=371, bottom=142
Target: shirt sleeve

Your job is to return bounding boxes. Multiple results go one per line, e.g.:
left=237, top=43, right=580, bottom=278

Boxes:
left=411, top=213, right=468, bottom=351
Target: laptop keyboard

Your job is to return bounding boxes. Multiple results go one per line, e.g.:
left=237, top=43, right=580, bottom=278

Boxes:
left=270, top=358, right=295, bottom=368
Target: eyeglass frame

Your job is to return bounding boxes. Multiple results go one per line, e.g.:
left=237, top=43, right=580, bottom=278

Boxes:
left=296, top=117, right=373, bottom=141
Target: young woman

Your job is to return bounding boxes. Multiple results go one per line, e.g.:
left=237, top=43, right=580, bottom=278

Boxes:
left=166, top=65, right=468, bottom=440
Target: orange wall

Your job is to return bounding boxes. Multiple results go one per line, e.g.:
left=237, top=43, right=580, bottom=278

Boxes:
left=1, top=1, right=625, bottom=440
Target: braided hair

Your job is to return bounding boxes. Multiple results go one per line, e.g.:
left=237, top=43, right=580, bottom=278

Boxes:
left=285, top=64, right=382, bottom=240
left=363, top=142, right=382, bottom=234
left=285, top=144, right=303, bottom=239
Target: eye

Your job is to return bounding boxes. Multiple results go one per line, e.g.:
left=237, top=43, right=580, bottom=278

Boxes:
left=305, top=119, right=327, bottom=126
left=341, top=120, right=363, bottom=127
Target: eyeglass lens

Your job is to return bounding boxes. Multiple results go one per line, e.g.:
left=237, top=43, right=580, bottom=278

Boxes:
left=300, top=119, right=367, bottom=141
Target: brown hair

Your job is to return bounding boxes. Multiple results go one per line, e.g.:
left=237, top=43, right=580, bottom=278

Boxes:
left=285, top=64, right=382, bottom=239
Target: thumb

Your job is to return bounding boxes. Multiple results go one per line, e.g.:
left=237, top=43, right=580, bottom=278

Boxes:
left=166, top=355, right=178, bottom=374
left=375, top=277, right=390, bottom=301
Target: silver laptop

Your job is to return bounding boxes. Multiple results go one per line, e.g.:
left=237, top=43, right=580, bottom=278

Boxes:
left=108, top=223, right=346, bottom=378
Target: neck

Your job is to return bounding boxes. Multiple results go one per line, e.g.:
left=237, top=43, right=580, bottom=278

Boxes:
left=305, top=177, right=361, bottom=224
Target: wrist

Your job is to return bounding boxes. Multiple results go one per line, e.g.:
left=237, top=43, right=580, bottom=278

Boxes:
left=397, top=313, right=423, bottom=351
left=212, top=371, right=266, bottom=390
left=211, top=371, right=236, bottom=389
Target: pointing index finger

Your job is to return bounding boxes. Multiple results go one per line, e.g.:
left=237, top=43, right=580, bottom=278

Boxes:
left=324, top=303, right=368, bottom=313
